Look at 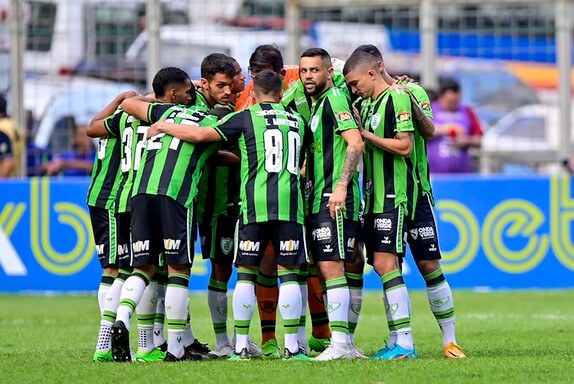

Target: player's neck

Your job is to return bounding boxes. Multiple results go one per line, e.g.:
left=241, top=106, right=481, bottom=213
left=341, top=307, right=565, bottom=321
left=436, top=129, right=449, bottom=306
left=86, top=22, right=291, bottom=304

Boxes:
left=371, top=80, right=389, bottom=101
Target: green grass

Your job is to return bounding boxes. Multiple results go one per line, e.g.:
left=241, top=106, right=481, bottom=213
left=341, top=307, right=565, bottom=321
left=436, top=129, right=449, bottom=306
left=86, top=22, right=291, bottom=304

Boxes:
left=1, top=290, right=573, bottom=384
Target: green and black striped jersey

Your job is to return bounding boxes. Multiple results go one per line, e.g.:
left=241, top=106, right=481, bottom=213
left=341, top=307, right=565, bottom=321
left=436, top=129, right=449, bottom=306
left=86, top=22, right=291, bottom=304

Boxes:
left=86, top=125, right=121, bottom=210
left=282, top=71, right=349, bottom=123
left=103, top=108, right=148, bottom=213
left=194, top=92, right=212, bottom=112
left=362, top=87, right=417, bottom=217
left=214, top=102, right=306, bottom=225
left=132, top=103, right=218, bottom=208
left=405, top=82, right=434, bottom=201
left=305, top=86, right=361, bottom=220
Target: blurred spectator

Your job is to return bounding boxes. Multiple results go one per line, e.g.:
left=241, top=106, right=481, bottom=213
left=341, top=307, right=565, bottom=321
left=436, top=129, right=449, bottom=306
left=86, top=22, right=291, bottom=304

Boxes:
left=0, top=94, right=23, bottom=177
left=41, top=119, right=94, bottom=176
left=427, top=78, right=483, bottom=173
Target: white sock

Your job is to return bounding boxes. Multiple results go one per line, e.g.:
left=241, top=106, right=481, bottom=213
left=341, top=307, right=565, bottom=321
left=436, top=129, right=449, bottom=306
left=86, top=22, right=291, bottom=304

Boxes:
left=232, top=281, right=255, bottom=353
left=382, top=270, right=413, bottom=350
left=136, top=281, right=158, bottom=354
left=278, top=271, right=302, bottom=354
left=97, top=276, right=113, bottom=316
left=116, top=272, right=149, bottom=331
left=95, top=322, right=113, bottom=352
left=165, top=275, right=190, bottom=358
left=325, top=277, right=350, bottom=344
left=425, top=278, right=456, bottom=345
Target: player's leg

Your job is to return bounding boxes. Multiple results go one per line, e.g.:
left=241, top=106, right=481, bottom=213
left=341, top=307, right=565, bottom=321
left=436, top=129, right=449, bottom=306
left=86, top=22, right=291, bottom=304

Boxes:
left=345, top=238, right=367, bottom=358
left=308, top=212, right=354, bottom=361
left=306, top=264, right=331, bottom=352
left=275, top=221, right=310, bottom=360
left=296, top=263, right=309, bottom=354
left=409, top=194, right=465, bottom=359
left=367, top=208, right=416, bottom=361
left=153, top=267, right=168, bottom=351
left=230, top=222, right=266, bottom=360
left=256, top=245, right=280, bottom=358
left=112, top=195, right=159, bottom=362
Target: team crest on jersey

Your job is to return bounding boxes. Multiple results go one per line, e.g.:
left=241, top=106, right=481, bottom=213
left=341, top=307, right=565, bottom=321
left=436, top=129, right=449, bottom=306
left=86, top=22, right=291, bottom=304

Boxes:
left=421, top=101, right=431, bottom=111
left=370, top=114, right=381, bottom=129
left=337, top=111, right=353, bottom=122
left=220, top=237, right=233, bottom=255
left=310, top=115, right=320, bottom=133
left=398, top=112, right=411, bottom=122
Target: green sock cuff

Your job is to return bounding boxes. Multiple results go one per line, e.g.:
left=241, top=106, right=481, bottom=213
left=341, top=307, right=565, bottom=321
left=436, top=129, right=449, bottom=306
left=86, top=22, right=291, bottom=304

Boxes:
left=381, top=269, right=402, bottom=284
left=208, top=278, right=228, bottom=291
left=424, top=268, right=443, bottom=281
left=325, top=276, right=348, bottom=289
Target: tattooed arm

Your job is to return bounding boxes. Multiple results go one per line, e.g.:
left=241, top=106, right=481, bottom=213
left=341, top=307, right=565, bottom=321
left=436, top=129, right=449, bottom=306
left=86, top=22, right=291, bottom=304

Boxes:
left=408, top=91, right=435, bottom=140
left=328, top=129, right=364, bottom=219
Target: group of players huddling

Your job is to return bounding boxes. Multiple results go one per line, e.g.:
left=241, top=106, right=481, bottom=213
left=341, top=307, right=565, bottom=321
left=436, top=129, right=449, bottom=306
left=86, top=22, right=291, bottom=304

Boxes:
left=87, top=43, right=466, bottom=363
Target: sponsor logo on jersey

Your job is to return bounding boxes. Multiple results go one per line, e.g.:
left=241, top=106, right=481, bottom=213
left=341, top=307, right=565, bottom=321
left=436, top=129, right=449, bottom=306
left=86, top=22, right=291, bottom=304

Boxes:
left=132, top=240, right=150, bottom=253
left=374, top=218, right=392, bottom=231
left=95, top=244, right=105, bottom=256
left=279, top=240, right=300, bottom=252
left=239, top=240, right=260, bottom=252
left=163, top=238, right=181, bottom=251
left=337, top=111, right=353, bottom=122
left=398, top=112, right=411, bottom=122
left=421, top=101, right=431, bottom=111
left=312, top=227, right=331, bottom=242
left=220, top=238, right=233, bottom=255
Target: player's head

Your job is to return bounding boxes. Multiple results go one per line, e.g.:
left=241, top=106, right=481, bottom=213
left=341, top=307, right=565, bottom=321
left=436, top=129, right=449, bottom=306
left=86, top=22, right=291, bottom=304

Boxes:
left=229, top=56, right=246, bottom=95
left=299, top=47, right=333, bottom=97
left=200, top=53, right=236, bottom=106
left=343, top=51, right=380, bottom=99
left=252, top=70, right=283, bottom=103
left=248, top=44, right=286, bottom=79
left=152, top=66, right=194, bottom=106
left=352, top=44, right=384, bottom=74
left=438, top=78, right=461, bottom=111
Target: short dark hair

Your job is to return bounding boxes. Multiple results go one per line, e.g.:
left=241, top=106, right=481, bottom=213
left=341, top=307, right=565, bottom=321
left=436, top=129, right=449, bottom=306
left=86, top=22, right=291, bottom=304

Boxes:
left=300, top=47, right=331, bottom=67
left=439, top=78, right=461, bottom=96
left=201, top=53, right=236, bottom=81
left=249, top=44, right=284, bottom=75
left=253, top=70, right=283, bottom=97
left=352, top=44, right=383, bottom=63
left=343, top=51, right=378, bottom=76
left=152, top=67, right=191, bottom=97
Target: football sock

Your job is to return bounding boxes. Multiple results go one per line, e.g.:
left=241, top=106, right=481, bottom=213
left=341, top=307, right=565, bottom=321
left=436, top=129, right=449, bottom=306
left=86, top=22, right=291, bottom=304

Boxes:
left=95, top=269, right=130, bottom=352
left=382, top=293, right=398, bottom=347
left=182, top=308, right=195, bottom=347
left=165, top=273, right=190, bottom=359
left=208, top=278, right=230, bottom=348
left=116, top=271, right=151, bottom=331
left=97, top=272, right=115, bottom=316
left=424, top=268, right=457, bottom=346
left=382, top=269, right=413, bottom=350
left=136, top=281, right=158, bottom=354
left=233, top=268, right=257, bottom=353
left=153, top=270, right=167, bottom=347
left=345, top=271, right=364, bottom=341
left=278, top=269, right=302, bottom=354
left=325, top=276, right=350, bottom=344
left=256, top=271, right=278, bottom=344
left=297, top=268, right=309, bottom=348
left=307, top=266, right=331, bottom=339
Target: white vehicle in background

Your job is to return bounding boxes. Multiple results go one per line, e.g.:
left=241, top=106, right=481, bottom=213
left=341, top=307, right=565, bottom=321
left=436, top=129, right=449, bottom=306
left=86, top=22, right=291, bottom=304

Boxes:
left=480, top=104, right=574, bottom=174
left=24, top=0, right=189, bottom=75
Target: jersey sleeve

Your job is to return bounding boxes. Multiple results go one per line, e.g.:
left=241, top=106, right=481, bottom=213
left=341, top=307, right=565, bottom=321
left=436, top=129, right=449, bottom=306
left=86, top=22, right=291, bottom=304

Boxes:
left=0, top=131, right=12, bottom=159
left=327, top=92, right=358, bottom=134
left=391, top=90, right=415, bottom=133
left=147, top=103, right=173, bottom=124
left=213, top=111, right=245, bottom=142
left=103, top=108, right=123, bottom=137
left=408, top=83, right=434, bottom=120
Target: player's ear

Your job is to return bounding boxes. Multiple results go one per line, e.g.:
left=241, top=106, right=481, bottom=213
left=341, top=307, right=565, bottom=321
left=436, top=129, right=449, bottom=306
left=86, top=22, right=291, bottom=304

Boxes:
left=200, top=78, right=209, bottom=90
left=279, top=68, right=287, bottom=81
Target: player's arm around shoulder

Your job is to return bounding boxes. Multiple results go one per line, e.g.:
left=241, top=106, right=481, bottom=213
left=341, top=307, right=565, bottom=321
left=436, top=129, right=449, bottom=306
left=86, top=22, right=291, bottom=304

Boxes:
left=403, top=82, right=435, bottom=140
left=88, top=90, right=138, bottom=138
left=148, top=113, right=224, bottom=143
left=120, top=95, right=157, bottom=123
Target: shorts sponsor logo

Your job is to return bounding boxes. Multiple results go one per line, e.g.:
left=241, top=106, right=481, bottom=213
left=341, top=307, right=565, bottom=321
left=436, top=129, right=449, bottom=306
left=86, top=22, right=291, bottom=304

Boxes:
left=280, top=240, right=300, bottom=252
left=398, top=112, right=411, bottom=122
left=95, top=244, right=105, bottom=255
left=220, top=237, right=233, bottom=255
left=374, top=218, right=392, bottom=232
left=312, top=227, right=331, bottom=242
left=337, top=111, right=353, bottom=122
left=429, top=243, right=437, bottom=252
left=163, top=238, right=181, bottom=251
left=381, top=236, right=391, bottom=245
left=409, top=229, right=418, bottom=240
left=239, top=240, right=260, bottom=252
left=418, top=226, right=435, bottom=240
left=117, top=243, right=129, bottom=256
left=347, top=237, right=356, bottom=249
left=132, top=240, right=150, bottom=253
left=323, top=244, right=333, bottom=253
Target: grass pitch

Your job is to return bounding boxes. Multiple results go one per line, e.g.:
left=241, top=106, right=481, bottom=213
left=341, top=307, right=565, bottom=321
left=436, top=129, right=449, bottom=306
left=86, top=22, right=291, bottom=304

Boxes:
left=1, top=290, right=573, bottom=384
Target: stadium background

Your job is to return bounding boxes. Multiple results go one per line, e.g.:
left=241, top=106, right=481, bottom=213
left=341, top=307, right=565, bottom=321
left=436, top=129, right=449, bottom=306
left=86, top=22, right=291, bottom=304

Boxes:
left=0, top=0, right=573, bottom=293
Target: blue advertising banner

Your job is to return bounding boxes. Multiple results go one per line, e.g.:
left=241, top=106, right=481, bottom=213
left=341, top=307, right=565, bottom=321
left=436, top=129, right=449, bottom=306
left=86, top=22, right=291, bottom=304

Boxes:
left=0, top=176, right=573, bottom=293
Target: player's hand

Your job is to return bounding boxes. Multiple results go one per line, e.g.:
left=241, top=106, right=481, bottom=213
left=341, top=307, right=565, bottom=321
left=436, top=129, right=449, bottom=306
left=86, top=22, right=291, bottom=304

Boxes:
left=148, top=121, right=167, bottom=138
left=328, top=184, right=347, bottom=219
left=395, top=74, right=416, bottom=84
left=119, top=90, right=139, bottom=101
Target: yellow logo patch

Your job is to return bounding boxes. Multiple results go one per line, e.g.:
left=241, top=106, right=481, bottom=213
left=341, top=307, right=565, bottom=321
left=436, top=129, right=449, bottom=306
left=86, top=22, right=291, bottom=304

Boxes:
left=421, top=102, right=431, bottom=111
left=398, top=112, right=411, bottom=122
left=337, top=111, right=353, bottom=122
